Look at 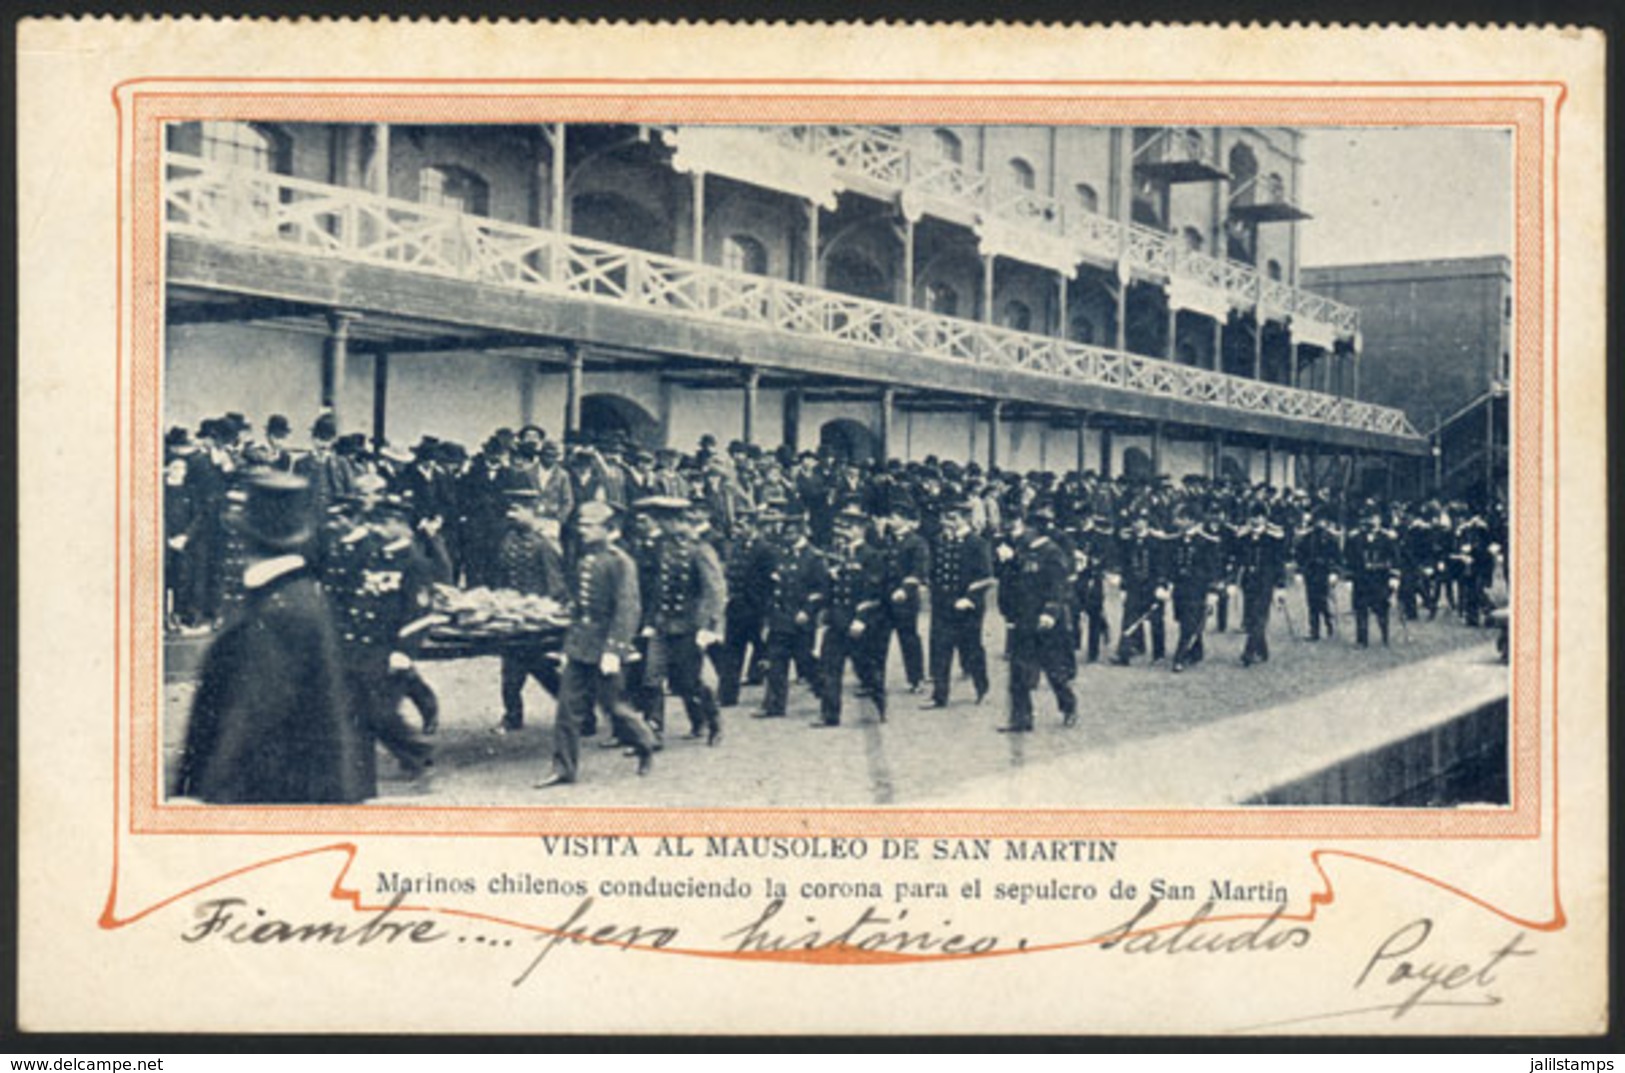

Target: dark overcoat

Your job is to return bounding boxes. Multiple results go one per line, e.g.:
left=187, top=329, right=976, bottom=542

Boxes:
left=176, top=565, right=372, bottom=804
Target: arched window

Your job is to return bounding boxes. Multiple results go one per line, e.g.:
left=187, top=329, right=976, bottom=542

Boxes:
left=926, top=282, right=960, bottom=317
left=1000, top=300, right=1033, bottom=332
left=1005, top=158, right=1036, bottom=191
left=1182, top=226, right=1205, bottom=252
left=722, top=234, right=768, bottom=275
left=419, top=165, right=489, bottom=216
left=1266, top=259, right=1284, bottom=282
left=199, top=121, right=289, bottom=173
left=1074, top=183, right=1100, bottom=215
left=1228, top=143, right=1259, bottom=188
left=932, top=129, right=963, bottom=164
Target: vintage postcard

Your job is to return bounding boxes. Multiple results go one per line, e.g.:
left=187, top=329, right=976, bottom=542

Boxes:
left=15, top=20, right=1608, bottom=1035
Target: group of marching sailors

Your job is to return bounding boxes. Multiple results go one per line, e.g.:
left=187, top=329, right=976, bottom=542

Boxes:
left=168, top=410, right=1508, bottom=794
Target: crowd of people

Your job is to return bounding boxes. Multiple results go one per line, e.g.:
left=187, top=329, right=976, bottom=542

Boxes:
left=167, top=408, right=1509, bottom=803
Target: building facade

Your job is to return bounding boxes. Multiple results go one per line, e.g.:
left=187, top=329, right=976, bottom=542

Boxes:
left=1301, top=256, right=1511, bottom=504
left=163, top=120, right=1424, bottom=480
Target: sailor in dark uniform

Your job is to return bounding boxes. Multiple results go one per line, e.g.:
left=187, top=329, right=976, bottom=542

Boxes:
left=1112, top=511, right=1166, bottom=665
left=1295, top=509, right=1343, bottom=641
left=1167, top=506, right=1223, bottom=672
left=813, top=505, right=888, bottom=727
left=1346, top=504, right=1401, bottom=647
left=325, top=472, right=437, bottom=780
left=633, top=495, right=726, bottom=745
left=996, top=500, right=1077, bottom=732
left=754, top=506, right=829, bottom=718
left=878, top=504, right=931, bottom=694
left=922, top=497, right=993, bottom=708
left=1236, top=507, right=1288, bottom=666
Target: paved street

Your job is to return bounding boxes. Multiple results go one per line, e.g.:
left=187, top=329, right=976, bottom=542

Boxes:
left=163, top=578, right=1507, bottom=808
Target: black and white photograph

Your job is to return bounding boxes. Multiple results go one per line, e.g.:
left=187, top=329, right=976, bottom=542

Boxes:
left=157, top=118, right=1515, bottom=810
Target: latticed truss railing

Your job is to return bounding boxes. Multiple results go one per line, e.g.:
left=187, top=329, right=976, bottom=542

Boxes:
left=164, top=154, right=1417, bottom=439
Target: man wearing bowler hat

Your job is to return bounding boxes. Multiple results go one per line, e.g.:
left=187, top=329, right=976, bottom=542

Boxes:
left=175, top=472, right=372, bottom=804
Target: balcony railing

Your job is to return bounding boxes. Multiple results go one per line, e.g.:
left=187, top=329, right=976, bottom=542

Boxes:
left=164, top=154, right=1415, bottom=440
left=686, top=124, right=1358, bottom=338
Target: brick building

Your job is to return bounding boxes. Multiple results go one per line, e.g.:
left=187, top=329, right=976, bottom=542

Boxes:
left=1300, top=256, right=1511, bottom=505
left=163, top=120, right=1424, bottom=480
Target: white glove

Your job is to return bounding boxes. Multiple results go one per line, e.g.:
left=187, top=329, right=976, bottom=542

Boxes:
left=696, top=629, right=721, bottom=649
left=1037, top=613, right=1056, bottom=631
left=1328, top=572, right=1340, bottom=586
left=848, top=620, right=867, bottom=639
left=599, top=652, right=622, bottom=676
left=167, top=535, right=188, bottom=551
left=640, top=626, right=656, bottom=638
left=794, top=611, right=809, bottom=626
left=891, top=588, right=907, bottom=604
left=995, top=544, right=1015, bottom=562
left=387, top=651, right=412, bottom=672
left=954, top=598, right=975, bottom=612
left=1155, top=586, right=1171, bottom=602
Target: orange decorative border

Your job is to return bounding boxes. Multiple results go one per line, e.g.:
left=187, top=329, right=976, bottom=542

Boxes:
left=114, top=82, right=1556, bottom=853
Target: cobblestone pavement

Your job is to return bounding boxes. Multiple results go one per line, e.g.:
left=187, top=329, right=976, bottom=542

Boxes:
left=163, top=578, right=1507, bottom=809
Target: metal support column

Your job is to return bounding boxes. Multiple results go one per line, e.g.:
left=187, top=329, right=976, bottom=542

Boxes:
left=878, top=387, right=895, bottom=464
left=322, top=310, right=359, bottom=432
left=366, top=124, right=390, bottom=196
left=783, top=386, right=802, bottom=455
left=1099, top=427, right=1113, bottom=479
left=371, top=352, right=389, bottom=445
left=783, top=387, right=803, bottom=455
left=564, top=343, right=584, bottom=439
left=901, top=219, right=915, bottom=306
left=691, top=171, right=706, bottom=261
left=988, top=400, right=1003, bottom=470
left=805, top=201, right=821, bottom=287
left=1151, top=422, right=1164, bottom=477
left=742, top=366, right=760, bottom=446
left=981, top=254, right=996, bottom=323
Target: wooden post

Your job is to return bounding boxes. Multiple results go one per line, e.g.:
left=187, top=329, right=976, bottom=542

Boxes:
left=1211, top=430, right=1223, bottom=480
left=1211, top=318, right=1224, bottom=372
left=742, top=367, right=760, bottom=446
left=1165, top=303, right=1178, bottom=361
left=1056, top=274, right=1069, bottom=338
left=1252, top=317, right=1264, bottom=381
left=1264, top=438, right=1275, bottom=485
left=1151, top=421, right=1164, bottom=477
left=565, top=343, right=584, bottom=439
left=1076, top=414, right=1088, bottom=472
left=371, top=352, right=389, bottom=446
left=1099, top=427, right=1113, bottom=479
